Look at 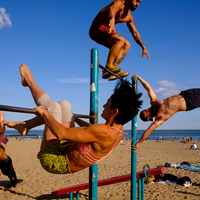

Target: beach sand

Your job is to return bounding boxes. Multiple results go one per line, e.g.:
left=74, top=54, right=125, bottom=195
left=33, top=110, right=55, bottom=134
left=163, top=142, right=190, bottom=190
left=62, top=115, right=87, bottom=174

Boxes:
left=0, top=138, right=200, bottom=200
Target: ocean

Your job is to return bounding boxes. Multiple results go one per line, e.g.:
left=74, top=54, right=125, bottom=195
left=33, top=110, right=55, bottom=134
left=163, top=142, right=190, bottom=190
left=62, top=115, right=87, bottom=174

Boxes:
left=4, top=129, right=200, bottom=141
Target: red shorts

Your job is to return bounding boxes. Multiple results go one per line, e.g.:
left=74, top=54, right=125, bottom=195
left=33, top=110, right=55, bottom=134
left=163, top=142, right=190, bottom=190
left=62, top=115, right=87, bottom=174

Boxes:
left=89, top=24, right=117, bottom=48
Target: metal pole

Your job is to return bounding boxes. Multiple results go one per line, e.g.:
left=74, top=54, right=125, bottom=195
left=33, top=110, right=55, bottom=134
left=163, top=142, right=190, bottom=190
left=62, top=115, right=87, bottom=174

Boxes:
left=89, top=48, right=99, bottom=200
left=131, top=78, right=138, bottom=200
left=0, top=104, right=94, bottom=119
left=141, top=178, right=145, bottom=200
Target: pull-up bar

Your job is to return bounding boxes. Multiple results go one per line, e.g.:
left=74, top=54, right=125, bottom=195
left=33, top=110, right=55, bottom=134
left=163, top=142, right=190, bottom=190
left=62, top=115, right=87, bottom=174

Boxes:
left=99, top=64, right=135, bottom=87
left=0, top=104, right=94, bottom=119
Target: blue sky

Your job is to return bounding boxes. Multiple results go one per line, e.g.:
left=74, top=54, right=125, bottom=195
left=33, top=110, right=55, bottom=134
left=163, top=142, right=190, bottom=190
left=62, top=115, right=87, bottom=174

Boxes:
left=0, top=0, right=200, bottom=130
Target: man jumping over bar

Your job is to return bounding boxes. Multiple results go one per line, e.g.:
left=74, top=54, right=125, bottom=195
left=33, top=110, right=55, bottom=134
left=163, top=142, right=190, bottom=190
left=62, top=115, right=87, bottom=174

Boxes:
left=89, top=0, right=149, bottom=81
left=132, top=74, right=200, bottom=151
left=3, top=65, right=142, bottom=174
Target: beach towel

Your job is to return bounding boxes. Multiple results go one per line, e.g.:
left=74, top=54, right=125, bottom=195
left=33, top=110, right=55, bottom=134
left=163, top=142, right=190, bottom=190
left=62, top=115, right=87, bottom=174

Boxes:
left=165, top=162, right=200, bottom=173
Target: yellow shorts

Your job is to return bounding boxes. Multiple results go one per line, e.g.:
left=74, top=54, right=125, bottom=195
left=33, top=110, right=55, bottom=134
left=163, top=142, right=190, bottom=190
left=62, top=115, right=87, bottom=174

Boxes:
left=37, top=141, right=72, bottom=174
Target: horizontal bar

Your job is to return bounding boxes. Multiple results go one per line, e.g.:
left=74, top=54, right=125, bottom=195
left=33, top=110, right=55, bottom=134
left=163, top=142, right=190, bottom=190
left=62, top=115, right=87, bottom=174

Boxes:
left=0, top=104, right=94, bottom=119
left=0, top=104, right=37, bottom=114
left=99, top=64, right=135, bottom=87
left=51, top=166, right=165, bottom=196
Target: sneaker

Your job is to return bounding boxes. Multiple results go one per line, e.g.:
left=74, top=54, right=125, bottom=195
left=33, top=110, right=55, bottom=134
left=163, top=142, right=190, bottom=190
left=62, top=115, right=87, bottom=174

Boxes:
left=102, top=65, right=120, bottom=79
left=108, top=70, right=129, bottom=81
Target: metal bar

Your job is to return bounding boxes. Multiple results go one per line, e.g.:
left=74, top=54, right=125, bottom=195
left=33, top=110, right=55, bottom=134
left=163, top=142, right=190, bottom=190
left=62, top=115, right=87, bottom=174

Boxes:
left=138, top=178, right=141, bottom=200
left=131, top=78, right=138, bottom=200
left=51, top=167, right=165, bottom=196
left=99, top=64, right=135, bottom=87
left=89, top=48, right=99, bottom=200
left=69, top=192, right=73, bottom=200
left=0, top=104, right=38, bottom=114
left=141, top=178, right=145, bottom=200
left=0, top=104, right=94, bottom=119
left=76, top=191, right=79, bottom=200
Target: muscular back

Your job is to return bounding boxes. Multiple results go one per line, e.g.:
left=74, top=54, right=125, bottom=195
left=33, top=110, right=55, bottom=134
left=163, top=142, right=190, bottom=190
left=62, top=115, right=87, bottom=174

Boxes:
left=155, top=95, right=187, bottom=121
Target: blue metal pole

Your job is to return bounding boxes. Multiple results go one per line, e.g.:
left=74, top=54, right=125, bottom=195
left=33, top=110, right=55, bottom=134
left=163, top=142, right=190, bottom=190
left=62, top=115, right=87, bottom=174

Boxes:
left=69, top=192, right=73, bottom=200
left=141, top=178, right=145, bottom=200
left=131, top=78, right=138, bottom=200
left=76, top=191, right=80, bottom=200
left=89, top=48, right=99, bottom=200
left=138, top=179, right=141, bottom=200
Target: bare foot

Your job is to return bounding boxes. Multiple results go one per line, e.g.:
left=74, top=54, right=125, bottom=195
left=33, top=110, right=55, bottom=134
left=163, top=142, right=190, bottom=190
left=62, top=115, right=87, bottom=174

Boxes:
left=19, top=64, right=35, bottom=87
left=3, top=121, right=28, bottom=136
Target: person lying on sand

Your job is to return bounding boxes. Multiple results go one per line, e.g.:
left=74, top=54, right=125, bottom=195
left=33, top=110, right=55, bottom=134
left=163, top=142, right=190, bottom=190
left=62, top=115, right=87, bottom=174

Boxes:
left=145, top=173, right=192, bottom=187
left=4, top=65, right=142, bottom=174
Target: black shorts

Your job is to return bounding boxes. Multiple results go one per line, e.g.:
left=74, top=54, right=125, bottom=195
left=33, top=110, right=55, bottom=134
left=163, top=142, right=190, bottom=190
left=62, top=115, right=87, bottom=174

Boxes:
left=179, top=89, right=200, bottom=111
left=0, top=156, right=16, bottom=177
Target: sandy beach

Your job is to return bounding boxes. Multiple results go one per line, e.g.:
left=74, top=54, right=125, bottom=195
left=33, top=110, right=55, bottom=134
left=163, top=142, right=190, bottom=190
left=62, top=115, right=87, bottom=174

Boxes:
left=0, top=138, right=200, bottom=200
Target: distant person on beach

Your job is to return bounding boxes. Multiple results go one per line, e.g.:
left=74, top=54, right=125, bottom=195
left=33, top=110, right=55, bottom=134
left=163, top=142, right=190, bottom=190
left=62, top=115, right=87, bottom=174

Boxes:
left=2, top=135, right=8, bottom=147
left=3, top=65, right=142, bottom=174
left=190, top=143, right=199, bottom=150
left=132, top=74, right=200, bottom=151
left=0, top=112, right=18, bottom=189
left=89, top=0, right=149, bottom=81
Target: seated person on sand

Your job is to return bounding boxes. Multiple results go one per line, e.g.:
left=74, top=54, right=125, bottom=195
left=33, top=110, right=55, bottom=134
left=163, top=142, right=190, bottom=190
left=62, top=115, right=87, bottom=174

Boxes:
left=132, top=74, right=200, bottom=151
left=190, top=143, right=199, bottom=150
left=4, top=65, right=142, bottom=174
left=0, top=112, right=18, bottom=189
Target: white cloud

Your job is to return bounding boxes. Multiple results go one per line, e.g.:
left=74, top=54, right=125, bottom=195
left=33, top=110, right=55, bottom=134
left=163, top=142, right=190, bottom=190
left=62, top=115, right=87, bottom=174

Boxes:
left=157, top=80, right=178, bottom=87
left=153, top=79, right=189, bottom=98
left=155, top=88, right=181, bottom=98
left=0, top=8, right=12, bottom=29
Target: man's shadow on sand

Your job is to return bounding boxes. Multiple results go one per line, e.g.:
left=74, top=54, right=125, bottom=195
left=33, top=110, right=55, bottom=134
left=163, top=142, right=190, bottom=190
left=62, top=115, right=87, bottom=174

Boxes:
left=0, top=179, right=23, bottom=190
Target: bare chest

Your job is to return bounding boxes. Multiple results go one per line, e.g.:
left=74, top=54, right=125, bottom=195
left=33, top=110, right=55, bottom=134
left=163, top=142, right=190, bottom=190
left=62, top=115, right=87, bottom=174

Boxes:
left=115, top=10, right=130, bottom=24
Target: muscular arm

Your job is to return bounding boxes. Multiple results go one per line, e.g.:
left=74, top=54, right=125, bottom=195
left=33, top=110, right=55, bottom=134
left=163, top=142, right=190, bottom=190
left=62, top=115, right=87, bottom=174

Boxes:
left=126, top=17, right=149, bottom=60
left=132, top=75, right=157, bottom=104
left=133, top=120, right=164, bottom=151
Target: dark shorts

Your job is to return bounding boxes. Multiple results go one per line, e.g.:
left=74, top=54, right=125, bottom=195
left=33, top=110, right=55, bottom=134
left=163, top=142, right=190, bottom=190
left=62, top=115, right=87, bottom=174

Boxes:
left=179, top=89, right=200, bottom=111
left=89, top=23, right=117, bottom=48
left=0, top=156, right=16, bottom=177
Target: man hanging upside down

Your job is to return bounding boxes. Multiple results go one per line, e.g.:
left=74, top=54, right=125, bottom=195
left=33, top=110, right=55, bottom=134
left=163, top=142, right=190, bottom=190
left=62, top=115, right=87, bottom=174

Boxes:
left=4, top=65, right=142, bottom=174
left=132, top=74, right=200, bottom=151
left=89, top=0, right=149, bottom=81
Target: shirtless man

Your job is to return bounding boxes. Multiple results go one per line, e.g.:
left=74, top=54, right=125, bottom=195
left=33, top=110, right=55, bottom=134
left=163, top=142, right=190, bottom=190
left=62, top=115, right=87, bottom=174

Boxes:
left=89, top=0, right=149, bottom=81
left=4, top=65, right=142, bottom=174
left=132, top=74, right=200, bottom=151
